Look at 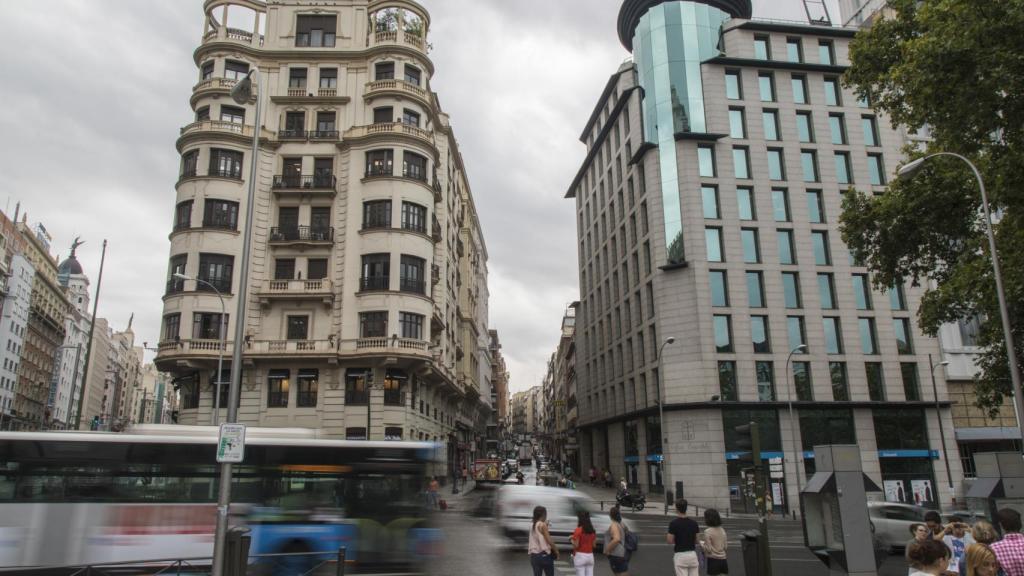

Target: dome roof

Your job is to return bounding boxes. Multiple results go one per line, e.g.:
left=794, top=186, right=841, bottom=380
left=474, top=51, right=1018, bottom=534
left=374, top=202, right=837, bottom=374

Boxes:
left=58, top=254, right=84, bottom=276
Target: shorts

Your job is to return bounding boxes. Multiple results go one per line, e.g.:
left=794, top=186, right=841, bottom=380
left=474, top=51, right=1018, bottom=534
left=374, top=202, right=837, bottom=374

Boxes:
left=707, top=557, right=730, bottom=575
left=608, top=555, right=629, bottom=574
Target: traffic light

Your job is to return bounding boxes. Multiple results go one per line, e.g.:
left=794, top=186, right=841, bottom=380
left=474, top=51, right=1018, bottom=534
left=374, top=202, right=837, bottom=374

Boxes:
left=733, top=421, right=762, bottom=465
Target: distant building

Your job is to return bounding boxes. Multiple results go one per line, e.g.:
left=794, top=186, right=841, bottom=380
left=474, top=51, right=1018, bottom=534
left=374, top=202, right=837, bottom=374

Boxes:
left=0, top=254, right=33, bottom=429
left=80, top=317, right=110, bottom=430
left=52, top=241, right=92, bottom=429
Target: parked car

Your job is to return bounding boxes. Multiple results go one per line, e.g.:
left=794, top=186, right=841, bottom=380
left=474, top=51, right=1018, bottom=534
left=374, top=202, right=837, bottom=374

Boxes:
left=868, top=502, right=933, bottom=552
left=495, top=485, right=632, bottom=552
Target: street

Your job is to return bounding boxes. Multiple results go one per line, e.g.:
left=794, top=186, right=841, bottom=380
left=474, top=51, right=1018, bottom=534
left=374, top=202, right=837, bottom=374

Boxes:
left=428, top=464, right=913, bottom=576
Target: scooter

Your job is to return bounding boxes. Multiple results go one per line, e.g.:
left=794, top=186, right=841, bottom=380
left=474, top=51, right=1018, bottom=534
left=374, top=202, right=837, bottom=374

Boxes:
left=616, top=490, right=646, bottom=512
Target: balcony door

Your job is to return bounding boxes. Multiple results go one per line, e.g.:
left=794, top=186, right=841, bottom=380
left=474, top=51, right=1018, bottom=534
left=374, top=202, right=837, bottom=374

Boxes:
left=282, top=158, right=302, bottom=186
left=279, top=207, right=299, bottom=239
left=311, top=207, right=331, bottom=240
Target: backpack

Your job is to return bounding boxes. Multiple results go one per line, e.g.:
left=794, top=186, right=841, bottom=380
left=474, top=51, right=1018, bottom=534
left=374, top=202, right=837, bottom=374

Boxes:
left=623, top=525, right=639, bottom=556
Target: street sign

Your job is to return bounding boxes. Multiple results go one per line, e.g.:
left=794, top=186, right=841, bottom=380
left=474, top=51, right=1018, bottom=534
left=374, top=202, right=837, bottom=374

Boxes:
left=769, top=456, right=784, bottom=479
left=217, top=423, right=246, bottom=463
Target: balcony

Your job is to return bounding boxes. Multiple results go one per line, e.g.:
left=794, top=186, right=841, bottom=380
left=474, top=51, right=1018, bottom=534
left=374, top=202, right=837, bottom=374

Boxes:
left=345, top=390, right=369, bottom=405
left=165, top=279, right=185, bottom=296
left=359, top=276, right=389, bottom=292
left=345, top=122, right=433, bottom=148
left=195, top=277, right=232, bottom=294
left=257, top=279, right=334, bottom=307
left=339, top=337, right=430, bottom=358
left=309, top=130, right=339, bottom=141
left=364, top=79, right=429, bottom=106
left=155, top=339, right=234, bottom=366
left=269, top=226, right=334, bottom=245
left=272, top=174, right=338, bottom=192
left=317, top=88, right=338, bottom=97
left=180, top=120, right=253, bottom=137
left=368, top=29, right=427, bottom=53
left=384, top=389, right=407, bottom=406
left=278, top=129, right=307, bottom=141
left=191, top=77, right=240, bottom=106
left=246, top=339, right=335, bottom=356
left=399, top=278, right=426, bottom=295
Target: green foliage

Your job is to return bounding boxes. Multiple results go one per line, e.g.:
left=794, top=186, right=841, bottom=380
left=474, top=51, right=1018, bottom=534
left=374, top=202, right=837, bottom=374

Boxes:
left=840, top=0, right=1024, bottom=415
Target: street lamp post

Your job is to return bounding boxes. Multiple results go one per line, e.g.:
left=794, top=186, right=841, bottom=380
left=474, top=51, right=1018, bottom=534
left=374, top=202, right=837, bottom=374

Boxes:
left=173, top=273, right=227, bottom=425
left=929, top=354, right=954, bottom=508
left=899, top=153, right=1024, bottom=454
left=785, top=344, right=807, bottom=517
left=210, top=67, right=262, bottom=576
left=656, top=336, right=676, bottom=512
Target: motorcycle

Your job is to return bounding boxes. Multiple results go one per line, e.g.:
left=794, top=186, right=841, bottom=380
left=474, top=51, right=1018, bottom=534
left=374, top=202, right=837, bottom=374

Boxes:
left=616, top=490, right=646, bottom=512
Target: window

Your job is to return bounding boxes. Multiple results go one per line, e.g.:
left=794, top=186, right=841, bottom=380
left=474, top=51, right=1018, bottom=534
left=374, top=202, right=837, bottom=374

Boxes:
left=793, top=361, right=813, bottom=401
left=201, top=61, right=214, bottom=80
left=363, top=200, right=391, bottom=229
left=366, top=149, right=394, bottom=176
left=399, top=255, right=425, bottom=293
left=829, top=114, right=847, bottom=144
left=859, top=318, right=879, bottom=354
left=404, top=64, right=422, bottom=86
left=866, top=363, right=886, bottom=401
left=777, top=230, right=796, bottom=264
left=403, top=151, right=427, bottom=181
left=375, top=61, right=395, bottom=80
left=196, top=104, right=211, bottom=122
left=754, top=35, right=770, bottom=60
left=782, top=272, right=801, bottom=308
left=862, top=116, right=879, bottom=146
left=852, top=274, right=872, bottom=310
left=162, top=313, right=181, bottom=341
left=209, top=149, right=243, bottom=179
left=818, top=40, right=835, bottom=65
left=401, top=108, right=420, bottom=127
left=868, top=154, right=886, bottom=185
left=197, top=253, right=233, bottom=293
left=359, top=311, right=388, bottom=337
left=167, top=255, right=187, bottom=294
left=283, top=111, right=306, bottom=138
left=732, top=147, right=750, bottom=179
left=811, top=231, right=831, bottom=265
left=203, top=200, right=239, bottom=230
left=889, top=284, right=907, bottom=311
left=728, top=108, right=746, bottom=139
left=746, top=271, right=765, bottom=308
left=192, top=312, right=227, bottom=340
left=894, top=318, right=914, bottom=354
left=741, top=228, right=760, bottom=263
left=788, top=316, right=807, bottom=352
left=384, top=427, right=403, bottom=441
left=901, top=363, right=922, bottom=401
left=373, top=106, right=394, bottom=124
left=316, top=111, right=336, bottom=134
left=758, top=73, right=775, bottom=102
left=719, top=361, right=738, bottom=401
left=307, top=258, right=328, bottom=280
left=319, top=67, right=337, bottom=89
left=698, top=146, right=716, bottom=177
left=801, top=150, right=819, bottom=182
left=174, top=201, right=192, bottom=231
left=835, top=152, right=852, bottom=184
left=219, top=105, right=245, bottom=125
left=786, top=38, right=802, bottom=62
left=400, top=312, right=424, bottom=339
left=771, top=189, right=790, bottom=221
left=791, top=75, right=808, bottom=104
left=824, top=77, right=841, bottom=106
left=823, top=317, right=843, bottom=354
left=762, top=110, right=779, bottom=141
left=756, top=361, right=775, bottom=401
left=725, top=70, right=742, bottom=100
left=706, top=227, right=724, bottom=262
left=751, top=316, right=771, bottom=353
left=767, top=148, right=784, bottom=180
left=702, top=186, right=720, bottom=219
left=360, top=254, right=390, bottom=291
left=830, top=362, right=850, bottom=400
left=345, top=369, right=370, bottom=406
left=714, top=315, right=733, bottom=353
left=297, top=369, right=318, bottom=407
left=296, top=15, right=337, bottom=47
left=806, top=191, right=825, bottom=223
left=267, top=370, right=289, bottom=408
left=737, top=188, right=756, bottom=220
left=287, top=315, right=309, bottom=340
left=224, top=60, right=249, bottom=81
left=710, top=270, right=728, bottom=307
left=288, top=68, right=308, bottom=90
left=958, top=315, right=982, bottom=347
left=796, top=112, right=814, bottom=143
left=401, top=202, right=427, bottom=233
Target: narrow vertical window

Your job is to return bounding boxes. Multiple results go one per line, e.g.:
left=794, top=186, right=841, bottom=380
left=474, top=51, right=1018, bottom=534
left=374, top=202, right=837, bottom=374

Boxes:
left=698, top=146, right=716, bottom=178
left=786, top=38, right=802, bottom=63
left=818, top=273, right=836, bottom=309
left=796, top=112, right=814, bottom=143
left=725, top=70, right=742, bottom=100
left=746, top=271, right=765, bottom=308
left=754, top=35, right=770, bottom=60
left=762, top=110, right=780, bottom=141
left=705, top=228, right=724, bottom=262
left=835, top=152, right=852, bottom=185
left=862, top=116, right=879, bottom=147
left=824, top=77, right=841, bottom=106
left=737, top=188, right=756, bottom=220
left=702, top=186, right=720, bottom=219
left=767, top=149, right=785, bottom=181
left=759, top=73, right=776, bottom=102
left=710, top=270, right=729, bottom=307
left=714, top=315, right=733, bottom=353
left=852, top=274, right=872, bottom=310
left=824, top=318, right=843, bottom=354
left=806, top=191, right=825, bottom=223
left=782, top=272, right=801, bottom=309
left=729, top=108, right=746, bottom=139
left=741, top=228, right=761, bottom=264
left=791, top=75, right=808, bottom=104
left=868, top=154, right=886, bottom=185
left=771, top=189, right=790, bottom=222
left=733, top=147, right=750, bottom=179
left=801, top=150, right=819, bottom=182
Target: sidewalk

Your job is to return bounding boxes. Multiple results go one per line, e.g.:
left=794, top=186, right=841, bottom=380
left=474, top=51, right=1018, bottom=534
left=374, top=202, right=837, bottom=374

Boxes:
left=573, top=482, right=769, bottom=521
left=440, top=478, right=478, bottom=510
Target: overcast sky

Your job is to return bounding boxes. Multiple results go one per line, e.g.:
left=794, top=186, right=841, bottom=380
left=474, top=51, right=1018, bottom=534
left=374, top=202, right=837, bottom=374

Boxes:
left=0, top=0, right=839, bottom=394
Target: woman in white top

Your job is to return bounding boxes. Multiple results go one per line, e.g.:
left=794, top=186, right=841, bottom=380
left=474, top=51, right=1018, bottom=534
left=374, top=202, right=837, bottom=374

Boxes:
left=907, top=538, right=952, bottom=576
left=529, top=505, right=559, bottom=576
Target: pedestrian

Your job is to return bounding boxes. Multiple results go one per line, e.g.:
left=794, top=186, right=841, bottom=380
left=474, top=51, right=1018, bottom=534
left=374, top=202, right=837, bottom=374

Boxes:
left=701, top=508, right=729, bottom=575
left=604, top=505, right=630, bottom=576
left=620, top=477, right=628, bottom=493
left=907, top=538, right=952, bottom=576
left=907, top=523, right=932, bottom=570
left=589, top=467, right=596, bottom=486
left=763, top=492, right=773, bottom=519
left=924, top=510, right=945, bottom=539
left=940, top=516, right=975, bottom=575
left=972, top=521, right=999, bottom=546
left=427, top=476, right=440, bottom=509
left=991, top=509, right=1024, bottom=576
left=571, top=511, right=597, bottom=576
left=667, top=498, right=700, bottom=576
left=965, top=543, right=1000, bottom=576
left=529, top=505, right=558, bottom=576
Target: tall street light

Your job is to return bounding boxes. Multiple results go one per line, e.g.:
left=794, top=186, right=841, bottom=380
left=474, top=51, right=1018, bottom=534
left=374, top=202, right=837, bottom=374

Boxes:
left=785, top=344, right=807, bottom=517
left=210, top=67, right=262, bottom=576
left=899, top=153, right=1024, bottom=454
left=656, top=336, right=676, bottom=511
left=929, top=354, right=954, bottom=508
left=173, top=273, right=227, bottom=425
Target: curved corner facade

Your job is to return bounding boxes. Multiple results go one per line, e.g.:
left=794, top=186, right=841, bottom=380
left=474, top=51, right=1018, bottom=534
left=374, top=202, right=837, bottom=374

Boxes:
left=155, top=0, right=491, bottom=475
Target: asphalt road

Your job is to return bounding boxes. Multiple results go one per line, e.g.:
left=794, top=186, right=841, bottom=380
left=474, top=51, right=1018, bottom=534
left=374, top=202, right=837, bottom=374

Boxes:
left=427, top=463, right=914, bottom=576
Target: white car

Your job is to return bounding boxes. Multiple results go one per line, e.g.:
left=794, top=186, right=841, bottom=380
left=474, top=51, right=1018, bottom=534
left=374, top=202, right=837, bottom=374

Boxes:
left=496, top=485, right=632, bottom=552
left=867, top=502, right=932, bottom=551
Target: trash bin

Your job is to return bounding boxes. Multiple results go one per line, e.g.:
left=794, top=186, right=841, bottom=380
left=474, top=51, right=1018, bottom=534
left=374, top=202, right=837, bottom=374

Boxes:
left=224, top=526, right=252, bottom=576
left=741, top=530, right=761, bottom=576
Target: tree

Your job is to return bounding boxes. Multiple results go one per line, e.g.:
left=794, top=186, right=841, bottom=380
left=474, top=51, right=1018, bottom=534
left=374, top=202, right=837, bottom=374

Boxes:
left=840, top=0, right=1024, bottom=415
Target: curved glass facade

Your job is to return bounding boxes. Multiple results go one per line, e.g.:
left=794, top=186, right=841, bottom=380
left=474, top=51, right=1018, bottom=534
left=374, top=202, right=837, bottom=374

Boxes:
left=632, top=2, right=729, bottom=264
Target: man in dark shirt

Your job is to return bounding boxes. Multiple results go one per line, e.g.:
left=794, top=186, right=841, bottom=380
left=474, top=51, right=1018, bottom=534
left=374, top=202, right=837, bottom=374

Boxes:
left=667, top=498, right=701, bottom=576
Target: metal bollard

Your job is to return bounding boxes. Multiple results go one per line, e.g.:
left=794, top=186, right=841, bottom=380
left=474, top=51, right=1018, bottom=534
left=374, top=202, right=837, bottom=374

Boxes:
left=337, top=546, right=346, bottom=576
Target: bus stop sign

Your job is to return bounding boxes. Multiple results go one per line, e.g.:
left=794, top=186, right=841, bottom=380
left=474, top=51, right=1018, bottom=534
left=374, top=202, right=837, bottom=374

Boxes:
left=217, top=423, right=246, bottom=463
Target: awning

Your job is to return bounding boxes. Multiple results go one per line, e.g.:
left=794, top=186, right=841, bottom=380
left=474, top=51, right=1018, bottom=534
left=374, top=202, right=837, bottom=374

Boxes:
left=966, top=477, right=1004, bottom=499
left=955, top=427, right=1022, bottom=442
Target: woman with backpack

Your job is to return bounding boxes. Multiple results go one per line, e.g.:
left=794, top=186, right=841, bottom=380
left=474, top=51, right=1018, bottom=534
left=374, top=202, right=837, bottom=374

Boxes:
left=529, top=505, right=559, bottom=576
left=571, top=511, right=597, bottom=576
left=605, top=505, right=630, bottom=575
